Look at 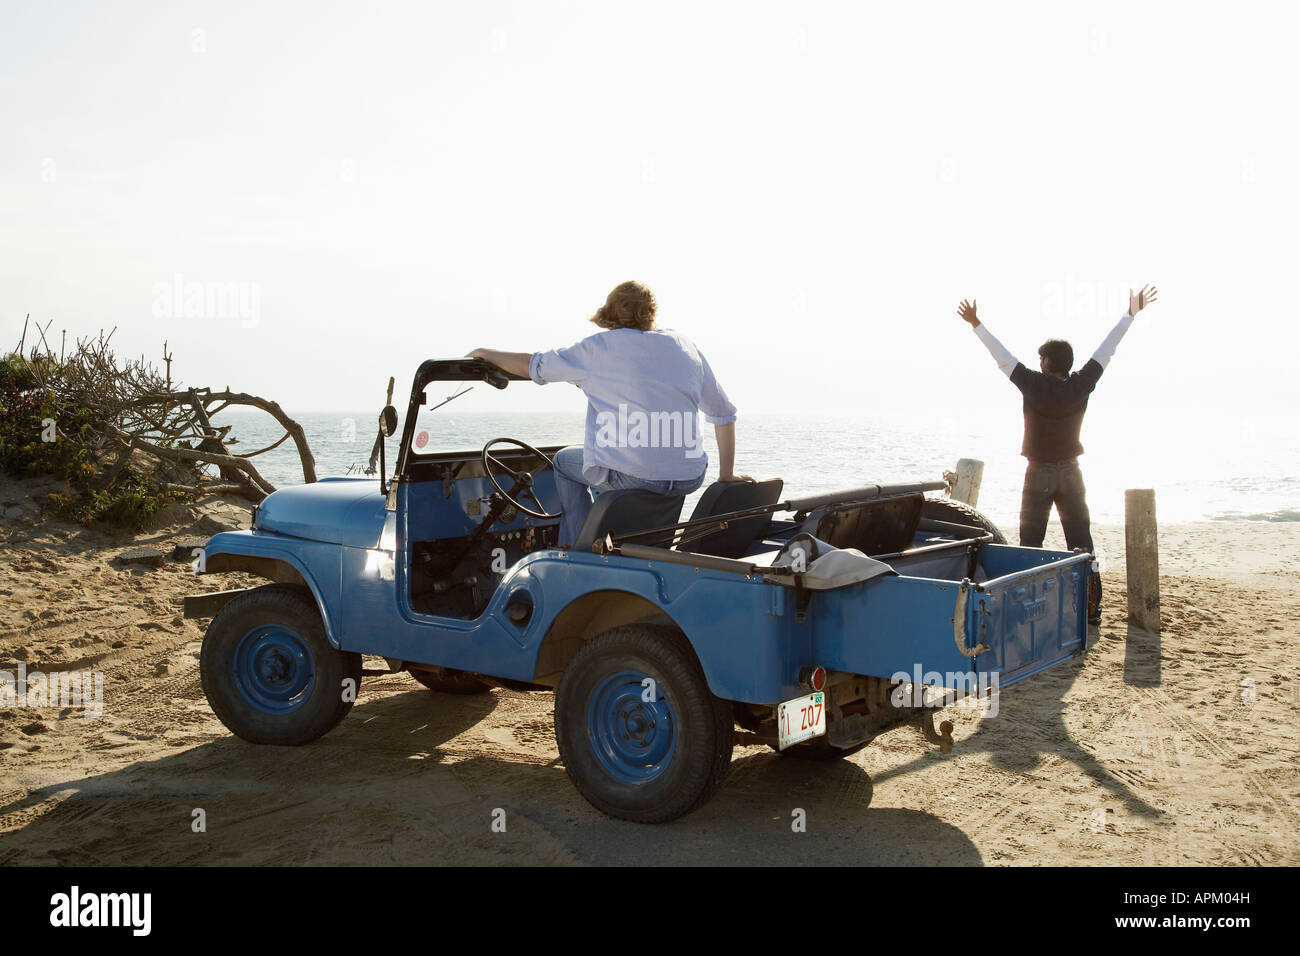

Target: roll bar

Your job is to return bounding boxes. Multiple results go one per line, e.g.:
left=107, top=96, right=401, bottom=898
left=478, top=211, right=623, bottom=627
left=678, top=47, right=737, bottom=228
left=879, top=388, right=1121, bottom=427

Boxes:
left=394, top=358, right=529, bottom=480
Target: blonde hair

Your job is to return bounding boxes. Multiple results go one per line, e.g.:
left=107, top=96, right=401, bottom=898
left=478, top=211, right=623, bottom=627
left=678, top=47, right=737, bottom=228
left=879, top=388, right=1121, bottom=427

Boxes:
left=589, top=281, right=657, bottom=331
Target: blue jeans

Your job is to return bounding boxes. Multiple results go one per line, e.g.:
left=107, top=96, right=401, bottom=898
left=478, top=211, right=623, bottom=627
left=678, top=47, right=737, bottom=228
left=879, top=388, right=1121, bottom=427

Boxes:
left=1019, top=459, right=1093, bottom=552
left=550, top=445, right=705, bottom=548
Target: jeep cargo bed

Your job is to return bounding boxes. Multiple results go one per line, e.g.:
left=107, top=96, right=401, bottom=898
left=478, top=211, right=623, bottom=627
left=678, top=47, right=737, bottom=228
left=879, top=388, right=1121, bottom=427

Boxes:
left=809, top=542, right=1092, bottom=689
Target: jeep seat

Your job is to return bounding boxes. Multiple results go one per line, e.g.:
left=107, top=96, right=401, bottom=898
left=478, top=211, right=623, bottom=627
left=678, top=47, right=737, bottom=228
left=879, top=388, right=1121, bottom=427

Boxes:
left=571, top=489, right=686, bottom=552
left=680, top=478, right=784, bottom=558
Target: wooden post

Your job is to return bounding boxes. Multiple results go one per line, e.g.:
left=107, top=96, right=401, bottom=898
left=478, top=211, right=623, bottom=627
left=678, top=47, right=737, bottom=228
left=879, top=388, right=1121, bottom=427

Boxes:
left=1125, top=489, right=1160, bottom=632
left=952, top=458, right=984, bottom=506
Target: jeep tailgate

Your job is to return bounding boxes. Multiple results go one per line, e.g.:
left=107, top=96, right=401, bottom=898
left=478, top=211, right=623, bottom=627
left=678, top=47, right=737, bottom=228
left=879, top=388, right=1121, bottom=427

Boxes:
left=958, top=550, right=1091, bottom=686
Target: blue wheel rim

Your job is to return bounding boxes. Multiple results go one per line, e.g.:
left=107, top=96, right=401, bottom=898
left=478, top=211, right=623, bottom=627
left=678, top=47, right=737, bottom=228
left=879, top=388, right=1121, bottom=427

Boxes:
left=231, top=625, right=316, bottom=714
left=585, top=669, right=676, bottom=783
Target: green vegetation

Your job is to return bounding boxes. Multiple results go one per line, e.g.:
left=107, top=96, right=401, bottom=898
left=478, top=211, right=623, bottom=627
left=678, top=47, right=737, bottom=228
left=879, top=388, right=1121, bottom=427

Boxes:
left=1, top=350, right=188, bottom=531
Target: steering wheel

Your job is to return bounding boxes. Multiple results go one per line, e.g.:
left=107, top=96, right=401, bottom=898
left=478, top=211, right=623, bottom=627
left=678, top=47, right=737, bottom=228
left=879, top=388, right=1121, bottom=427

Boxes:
left=481, top=438, right=561, bottom=520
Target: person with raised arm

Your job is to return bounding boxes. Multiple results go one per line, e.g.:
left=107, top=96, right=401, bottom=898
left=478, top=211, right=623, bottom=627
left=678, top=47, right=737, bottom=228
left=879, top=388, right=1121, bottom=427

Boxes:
left=958, top=285, right=1158, bottom=624
left=470, top=280, right=753, bottom=549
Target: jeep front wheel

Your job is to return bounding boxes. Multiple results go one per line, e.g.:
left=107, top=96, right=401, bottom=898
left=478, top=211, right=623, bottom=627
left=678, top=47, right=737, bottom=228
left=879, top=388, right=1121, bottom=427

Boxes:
left=200, top=584, right=362, bottom=746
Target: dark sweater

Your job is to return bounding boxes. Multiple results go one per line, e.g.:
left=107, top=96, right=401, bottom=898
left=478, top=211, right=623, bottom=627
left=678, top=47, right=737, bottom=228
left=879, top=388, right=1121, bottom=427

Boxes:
left=1009, top=359, right=1104, bottom=461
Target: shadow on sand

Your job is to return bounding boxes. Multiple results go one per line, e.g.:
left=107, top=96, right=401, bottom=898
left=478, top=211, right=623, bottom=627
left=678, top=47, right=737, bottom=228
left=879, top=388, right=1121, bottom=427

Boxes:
left=1122, top=624, right=1162, bottom=687
left=1, top=686, right=981, bottom=866
left=872, top=630, right=1162, bottom=820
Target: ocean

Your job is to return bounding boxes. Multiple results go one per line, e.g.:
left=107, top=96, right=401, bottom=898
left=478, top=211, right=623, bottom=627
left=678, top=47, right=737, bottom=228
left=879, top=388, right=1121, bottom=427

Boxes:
left=212, top=407, right=1298, bottom=528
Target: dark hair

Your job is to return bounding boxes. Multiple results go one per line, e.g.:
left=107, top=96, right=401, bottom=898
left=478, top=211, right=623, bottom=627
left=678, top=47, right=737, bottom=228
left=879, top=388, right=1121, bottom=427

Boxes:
left=1038, top=339, right=1074, bottom=375
left=589, top=281, right=657, bottom=331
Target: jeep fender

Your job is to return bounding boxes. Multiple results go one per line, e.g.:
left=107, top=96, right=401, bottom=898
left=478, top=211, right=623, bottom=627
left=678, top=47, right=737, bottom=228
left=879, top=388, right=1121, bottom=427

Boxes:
left=196, top=531, right=344, bottom=648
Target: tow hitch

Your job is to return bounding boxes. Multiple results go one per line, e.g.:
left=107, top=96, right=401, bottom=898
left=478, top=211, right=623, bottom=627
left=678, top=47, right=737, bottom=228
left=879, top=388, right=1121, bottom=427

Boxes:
left=919, top=711, right=954, bottom=754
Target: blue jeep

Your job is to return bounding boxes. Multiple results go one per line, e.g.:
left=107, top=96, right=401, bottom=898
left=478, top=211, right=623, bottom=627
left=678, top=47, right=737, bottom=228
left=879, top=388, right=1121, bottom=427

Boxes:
left=188, top=359, right=1091, bottom=823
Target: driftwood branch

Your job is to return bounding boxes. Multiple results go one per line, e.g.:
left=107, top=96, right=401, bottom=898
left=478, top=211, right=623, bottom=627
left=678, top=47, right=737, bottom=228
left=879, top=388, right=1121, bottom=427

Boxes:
left=131, top=389, right=316, bottom=484
left=8, top=325, right=318, bottom=506
left=104, top=423, right=276, bottom=499
left=239, top=430, right=293, bottom=458
left=164, top=481, right=258, bottom=498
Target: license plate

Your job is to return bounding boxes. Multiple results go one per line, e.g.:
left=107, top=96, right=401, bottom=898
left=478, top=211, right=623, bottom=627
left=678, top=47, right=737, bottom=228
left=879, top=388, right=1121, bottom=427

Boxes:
left=777, top=691, right=826, bottom=750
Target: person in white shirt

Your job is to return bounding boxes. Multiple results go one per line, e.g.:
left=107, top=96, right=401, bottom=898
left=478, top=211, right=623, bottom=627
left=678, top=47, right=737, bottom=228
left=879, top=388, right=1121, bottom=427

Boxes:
left=470, top=281, right=753, bottom=547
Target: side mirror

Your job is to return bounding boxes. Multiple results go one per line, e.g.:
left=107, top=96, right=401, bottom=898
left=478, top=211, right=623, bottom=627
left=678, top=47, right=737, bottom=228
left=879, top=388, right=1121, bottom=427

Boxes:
left=379, top=405, right=398, bottom=437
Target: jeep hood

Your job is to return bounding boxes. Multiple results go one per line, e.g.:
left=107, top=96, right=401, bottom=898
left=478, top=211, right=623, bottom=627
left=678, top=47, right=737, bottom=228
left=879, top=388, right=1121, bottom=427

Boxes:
left=254, top=477, right=388, bottom=547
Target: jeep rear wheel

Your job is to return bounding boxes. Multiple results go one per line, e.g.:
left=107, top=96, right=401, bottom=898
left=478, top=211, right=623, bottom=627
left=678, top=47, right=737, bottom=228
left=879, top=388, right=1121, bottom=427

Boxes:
left=555, top=625, right=734, bottom=823
left=200, top=584, right=362, bottom=746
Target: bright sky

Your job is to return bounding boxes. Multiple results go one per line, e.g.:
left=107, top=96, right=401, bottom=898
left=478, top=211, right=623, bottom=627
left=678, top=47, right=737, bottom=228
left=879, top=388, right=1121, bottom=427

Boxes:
left=3, top=1, right=1297, bottom=421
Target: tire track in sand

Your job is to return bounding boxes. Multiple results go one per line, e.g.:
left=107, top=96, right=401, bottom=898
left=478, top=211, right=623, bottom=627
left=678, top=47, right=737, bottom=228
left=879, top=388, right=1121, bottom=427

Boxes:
left=1136, top=686, right=1300, bottom=833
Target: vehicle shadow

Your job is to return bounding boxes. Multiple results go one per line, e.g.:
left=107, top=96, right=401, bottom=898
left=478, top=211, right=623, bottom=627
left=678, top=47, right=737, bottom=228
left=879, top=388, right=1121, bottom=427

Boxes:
left=0, top=688, right=980, bottom=866
left=501, top=749, right=984, bottom=866
left=870, top=632, right=1162, bottom=820
left=0, top=687, right=502, bottom=865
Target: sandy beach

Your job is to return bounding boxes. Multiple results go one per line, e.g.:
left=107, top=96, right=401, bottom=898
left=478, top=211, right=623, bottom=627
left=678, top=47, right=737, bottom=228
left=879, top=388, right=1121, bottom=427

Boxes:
left=2, top=474, right=1298, bottom=866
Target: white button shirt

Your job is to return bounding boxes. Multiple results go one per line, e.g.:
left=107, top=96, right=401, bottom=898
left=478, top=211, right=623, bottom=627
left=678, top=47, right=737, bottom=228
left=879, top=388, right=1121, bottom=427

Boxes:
left=530, top=327, right=737, bottom=484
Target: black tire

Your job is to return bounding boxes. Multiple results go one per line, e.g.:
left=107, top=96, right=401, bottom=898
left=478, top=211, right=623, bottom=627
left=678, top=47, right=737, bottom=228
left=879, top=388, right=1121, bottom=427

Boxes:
left=920, top=498, right=1007, bottom=544
left=409, top=667, right=493, bottom=695
left=555, top=625, right=734, bottom=824
left=200, top=584, right=362, bottom=746
left=770, top=736, right=870, bottom=760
